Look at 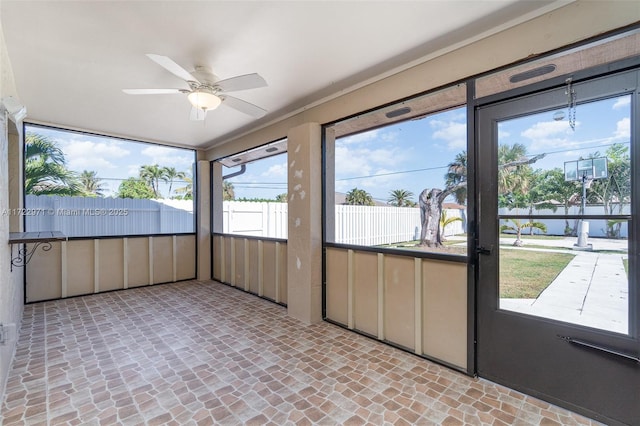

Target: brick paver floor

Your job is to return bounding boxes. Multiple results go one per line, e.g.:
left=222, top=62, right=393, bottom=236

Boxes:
left=1, top=280, right=603, bottom=425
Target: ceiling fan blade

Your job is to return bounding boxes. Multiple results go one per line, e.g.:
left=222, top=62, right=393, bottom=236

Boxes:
left=216, top=73, right=267, bottom=92
left=123, top=89, right=183, bottom=95
left=190, top=106, right=207, bottom=121
left=221, top=95, right=267, bottom=118
left=146, top=54, right=199, bottom=82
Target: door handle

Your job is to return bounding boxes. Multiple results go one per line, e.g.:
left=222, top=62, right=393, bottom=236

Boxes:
left=477, top=246, right=492, bottom=255
left=558, top=335, right=640, bottom=363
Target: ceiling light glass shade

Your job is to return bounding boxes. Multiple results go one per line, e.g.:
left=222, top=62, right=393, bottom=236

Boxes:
left=187, top=90, right=221, bottom=110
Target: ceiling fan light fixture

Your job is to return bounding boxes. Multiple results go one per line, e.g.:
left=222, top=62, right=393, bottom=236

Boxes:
left=188, top=89, right=221, bottom=110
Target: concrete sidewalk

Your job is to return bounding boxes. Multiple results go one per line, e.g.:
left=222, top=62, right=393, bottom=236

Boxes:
left=499, top=237, right=629, bottom=334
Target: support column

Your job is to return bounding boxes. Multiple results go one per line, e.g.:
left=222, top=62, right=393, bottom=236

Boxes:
left=196, top=160, right=211, bottom=280
left=210, top=161, right=224, bottom=281
left=211, top=161, right=224, bottom=234
left=287, top=122, right=322, bottom=324
left=7, top=129, right=23, bottom=232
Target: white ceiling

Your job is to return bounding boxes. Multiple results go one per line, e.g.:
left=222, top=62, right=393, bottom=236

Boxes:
left=1, top=1, right=565, bottom=151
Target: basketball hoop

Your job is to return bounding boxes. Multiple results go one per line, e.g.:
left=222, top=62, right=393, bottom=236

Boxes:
left=563, top=157, right=607, bottom=251
left=584, top=178, right=594, bottom=189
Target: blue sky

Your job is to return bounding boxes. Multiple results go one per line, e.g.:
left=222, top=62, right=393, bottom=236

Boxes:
left=227, top=93, right=630, bottom=204
left=26, top=124, right=195, bottom=198
left=27, top=91, right=630, bottom=203
left=227, top=107, right=468, bottom=202
left=499, top=95, right=630, bottom=176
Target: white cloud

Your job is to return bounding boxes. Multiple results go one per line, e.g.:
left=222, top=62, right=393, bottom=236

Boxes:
left=612, top=97, right=630, bottom=110
left=334, top=145, right=373, bottom=177
left=340, top=129, right=380, bottom=145
left=333, top=141, right=410, bottom=199
left=62, top=140, right=129, bottom=172
left=334, top=143, right=405, bottom=177
left=339, top=128, right=399, bottom=145
left=262, top=162, right=287, bottom=177
left=127, top=164, right=142, bottom=177
left=520, top=120, right=578, bottom=152
left=521, top=120, right=572, bottom=139
left=141, top=145, right=193, bottom=168
left=430, top=119, right=466, bottom=150
left=613, top=117, right=630, bottom=140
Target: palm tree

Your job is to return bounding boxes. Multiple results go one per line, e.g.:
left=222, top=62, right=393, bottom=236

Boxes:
left=418, top=145, right=544, bottom=247
left=139, top=164, right=168, bottom=198
left=445, top=151, right=467, bottom=204
left=388, top=189, right=414, bottom=207
left=223, top=181, right=235, bottom=201
left=587, top=144, right=631, bottom=237
left=500, top=218, right=547, bottom=246
left=79, top=170, right=105, bottom=197
left=174, top=175, right=193, bottom=200
left=162, top=167, right=186, bottom=198
left=440, top=209, right=463, bottom=240
left=25, top=132, right=83, bottom=196
left=345, top=188, right=374, bottom=206
left=498, top=143, right=533, bottom=196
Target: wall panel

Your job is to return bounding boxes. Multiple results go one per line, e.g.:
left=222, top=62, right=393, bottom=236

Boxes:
left=127, top=237, right=150, bottom=288
left=26, top=241, right=62, bottom=302
left=353, top=251, right=378, bottom=337
left=66, top=240, right=94, bottom=297
left=152, top=236, right=173, bottom=284
left=262, top=241, right=277, bottom=300
left=422, top=260, right=467, bottom=368
left=324, top=246, right=468, bottom=371
left=248, top=239, right=260, bottom=294
left=25, top=234, right=196, bottom=302
left=176, top=235, right=196, bottom=281
left=212, top=235, right=222, bottom=281
left=211, top=234, right=288, bottom=306
left=98, top=238, right=124, bottom=292
left=223, top=237, right=232, bottom=285
left=234, top=238, right=246, bottom=287
left=325, top=248, right=348, bottom=326
left=383, top=255, right=415, bottom=351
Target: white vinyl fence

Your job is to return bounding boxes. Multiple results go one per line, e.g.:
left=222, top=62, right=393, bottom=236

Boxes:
left=26, top=195, right=194, bottom=237
left=499, top=205, right=630, bottom=238
left=25, top=196, right=468, bottom=245
left=223, top=201, right=288, bottom=238
left=223, top=202, right=466, bottom=245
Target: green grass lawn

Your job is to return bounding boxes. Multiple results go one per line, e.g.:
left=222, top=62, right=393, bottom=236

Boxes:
left=378, top=238, right=576, bottom=299
left=500, top=234, right=565, bottom=240
left=500, top=250, right=574, bottom=298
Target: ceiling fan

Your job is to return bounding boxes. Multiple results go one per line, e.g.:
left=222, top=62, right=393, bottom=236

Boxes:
left=123, top=54, right=268, bottom=121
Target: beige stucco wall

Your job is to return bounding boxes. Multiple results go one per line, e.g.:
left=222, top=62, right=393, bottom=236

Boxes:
left=197, top=160, right=211, bottom=280
left=0, top=13, right=23, bottom=405
left=7, top=132, right=21, bottom=232
left=286, top=123, right=322, bottom=324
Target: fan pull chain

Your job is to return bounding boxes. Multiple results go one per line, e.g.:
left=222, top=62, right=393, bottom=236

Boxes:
left=565, top=78, right=576, bottom=131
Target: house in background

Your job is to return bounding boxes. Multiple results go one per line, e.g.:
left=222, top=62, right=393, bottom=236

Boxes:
left=1, top=2, right=639, bottom=424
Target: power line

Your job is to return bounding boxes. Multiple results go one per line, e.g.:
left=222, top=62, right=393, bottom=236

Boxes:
left=94, top=140, right=630, bottom=188
left=529, top=140, right=629, bottom=158
left=336, top=165, right=449, bottom=181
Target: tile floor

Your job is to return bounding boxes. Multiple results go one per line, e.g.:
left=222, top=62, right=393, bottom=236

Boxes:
left=1, top=280, right=604, bottom=425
